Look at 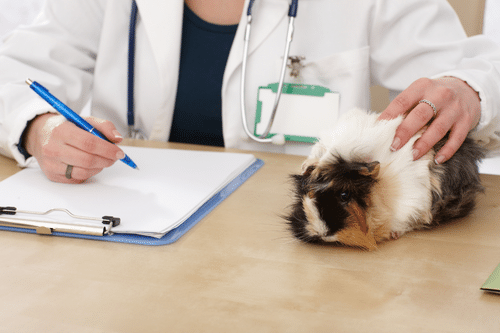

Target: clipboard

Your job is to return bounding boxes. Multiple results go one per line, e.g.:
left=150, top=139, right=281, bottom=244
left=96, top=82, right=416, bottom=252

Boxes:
left=0, top=147, right=264, bottom=245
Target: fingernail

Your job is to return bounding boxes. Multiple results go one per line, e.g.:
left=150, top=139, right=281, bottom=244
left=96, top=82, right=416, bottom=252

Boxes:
left=116, top=150, right=125, bottom=160
left=435, top=154, right=445, bottom=165
left=113, top=130, right=123, bottom=139
left=390, top=137, right=401, bottom=152
left=412, top=149, right=420, bottom=160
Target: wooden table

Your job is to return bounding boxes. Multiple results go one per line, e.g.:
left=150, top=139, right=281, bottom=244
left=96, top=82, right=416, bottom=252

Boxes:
left=0, top=140, right=499, bottom=332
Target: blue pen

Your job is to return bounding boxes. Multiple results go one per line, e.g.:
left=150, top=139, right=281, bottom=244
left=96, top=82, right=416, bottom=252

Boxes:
left=26, top=78, right=138, bottom=169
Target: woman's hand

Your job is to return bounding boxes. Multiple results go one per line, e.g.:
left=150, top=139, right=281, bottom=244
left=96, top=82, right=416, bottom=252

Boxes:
left=378, top=77, right=481, bottom=164
left=23, top=113, right=125, bottom=183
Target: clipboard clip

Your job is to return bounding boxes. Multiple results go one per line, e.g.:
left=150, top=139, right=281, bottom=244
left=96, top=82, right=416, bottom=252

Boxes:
left=0, top=206, right=120, bottom=236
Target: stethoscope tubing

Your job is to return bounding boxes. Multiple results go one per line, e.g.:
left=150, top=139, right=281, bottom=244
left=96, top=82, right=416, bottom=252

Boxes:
left=128, top=0, right=138, bottom=138
left=127, top=0, right=298, bottom=143
left=240, top=0, right=298, bottom=144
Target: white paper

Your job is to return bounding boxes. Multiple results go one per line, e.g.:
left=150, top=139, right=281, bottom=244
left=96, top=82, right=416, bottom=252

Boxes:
left=0, top=146, right=256, bottom=238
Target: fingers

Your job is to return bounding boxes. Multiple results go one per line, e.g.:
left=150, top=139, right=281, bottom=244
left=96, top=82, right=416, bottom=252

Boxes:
left=48, top=135, right=122, bottom=169
left=27, top=114, right=125, bottom=183
left=378, top=81, right=422, bottom=122
left=40, top=160, right=104, bottom=184
left=389, top=101, right=440, bottom=152
left=62, top=128, right=125, bottom=167
left=385, top=78, right=453, bottom=152
left=417, top=113, right=471, bottom=164
left=380, top=77, right=481, bottom=164
left=87, top=116, right=124, bottom=144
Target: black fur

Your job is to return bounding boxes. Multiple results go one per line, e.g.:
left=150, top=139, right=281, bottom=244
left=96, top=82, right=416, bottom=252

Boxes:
left=430, top=137, right=485, bottom=224
left=286, top=174, right=323, bottom=243
left=285, top=156, right=379, bottom=243
left=285, top=136, right=485, bottom=245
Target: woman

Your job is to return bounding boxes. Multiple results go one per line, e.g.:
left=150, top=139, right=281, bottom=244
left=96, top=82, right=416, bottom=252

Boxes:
left=0, top=0, right=499, bottom=183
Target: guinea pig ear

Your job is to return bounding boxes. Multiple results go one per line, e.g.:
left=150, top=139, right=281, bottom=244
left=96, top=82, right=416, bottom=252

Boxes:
left=359, top=161, right=380, bottom=178
left=301, top=159, right=318, bottom=176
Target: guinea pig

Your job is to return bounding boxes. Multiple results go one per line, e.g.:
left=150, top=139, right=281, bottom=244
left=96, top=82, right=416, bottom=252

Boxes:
left=285, top=108, right=484, bottom=250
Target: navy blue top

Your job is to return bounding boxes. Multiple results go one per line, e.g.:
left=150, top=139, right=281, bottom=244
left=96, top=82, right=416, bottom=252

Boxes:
left=168, top=4, right=238, bottom=147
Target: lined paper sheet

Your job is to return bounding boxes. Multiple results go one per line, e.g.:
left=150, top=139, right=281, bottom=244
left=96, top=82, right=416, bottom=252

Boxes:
left=0, top=146, right=257, bottom=238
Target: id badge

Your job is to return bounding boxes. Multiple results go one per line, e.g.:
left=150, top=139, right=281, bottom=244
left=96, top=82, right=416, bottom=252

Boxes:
left=255, top=83, right=340, bottom=143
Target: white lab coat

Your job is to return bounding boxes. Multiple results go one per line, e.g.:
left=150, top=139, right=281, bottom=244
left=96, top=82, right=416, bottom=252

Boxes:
left=1, top=0, right=500, bottom=166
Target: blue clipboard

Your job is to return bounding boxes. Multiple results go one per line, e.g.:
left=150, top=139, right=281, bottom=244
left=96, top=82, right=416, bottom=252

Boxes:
left=0, top=159, right=264, bottom=246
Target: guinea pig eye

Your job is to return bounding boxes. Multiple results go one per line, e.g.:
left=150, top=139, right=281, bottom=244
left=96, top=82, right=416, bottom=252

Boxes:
left=340, top=191, right=350, bottom=202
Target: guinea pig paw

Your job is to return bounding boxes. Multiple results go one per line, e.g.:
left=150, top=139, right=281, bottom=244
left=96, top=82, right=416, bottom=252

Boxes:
left=391, top=231, right=401, bottom=240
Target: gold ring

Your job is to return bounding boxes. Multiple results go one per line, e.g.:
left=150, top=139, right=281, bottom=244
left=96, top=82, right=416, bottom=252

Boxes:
left=65, top=165, right=73, bottom=179
left=419, top=99, right=437, bottom=116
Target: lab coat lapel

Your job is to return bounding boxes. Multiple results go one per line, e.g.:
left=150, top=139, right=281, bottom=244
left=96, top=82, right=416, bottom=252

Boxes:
left=224, top=0, right=288, bottom=86
left=134, top=0, right=183, bottom=90
left=134, top=0, right=288, bottom=95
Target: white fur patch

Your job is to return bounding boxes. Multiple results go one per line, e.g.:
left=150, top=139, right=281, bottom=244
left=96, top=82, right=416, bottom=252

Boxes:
left=308, top=108, right=434, bottom=236
left=303, top=196, right=328, bottom=237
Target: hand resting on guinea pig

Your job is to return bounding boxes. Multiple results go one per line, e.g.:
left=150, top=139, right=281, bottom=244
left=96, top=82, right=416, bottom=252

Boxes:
left=285, top=108, right=484, bottom=250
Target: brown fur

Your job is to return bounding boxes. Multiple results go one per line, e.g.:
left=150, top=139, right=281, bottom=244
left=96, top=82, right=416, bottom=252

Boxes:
left=335, top=202, right=377, bottom=250
left=285, top=136, right=484, bottom=251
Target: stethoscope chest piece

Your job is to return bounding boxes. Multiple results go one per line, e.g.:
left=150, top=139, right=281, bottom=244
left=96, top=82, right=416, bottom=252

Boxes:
left=128, top=125, right=147, bottom=140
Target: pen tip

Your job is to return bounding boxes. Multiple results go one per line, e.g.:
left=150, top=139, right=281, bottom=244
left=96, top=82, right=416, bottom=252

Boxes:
left=26, top=78, right=33, bottom=85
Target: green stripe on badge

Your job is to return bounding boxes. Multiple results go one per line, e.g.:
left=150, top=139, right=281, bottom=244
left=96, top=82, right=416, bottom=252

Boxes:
left=263, top=83, right=332, bottom=97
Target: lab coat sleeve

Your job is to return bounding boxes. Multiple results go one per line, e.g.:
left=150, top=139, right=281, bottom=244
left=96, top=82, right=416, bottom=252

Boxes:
left=0, top=0, right=105, bottom=165
left=369, top=0, right=500, bottom=154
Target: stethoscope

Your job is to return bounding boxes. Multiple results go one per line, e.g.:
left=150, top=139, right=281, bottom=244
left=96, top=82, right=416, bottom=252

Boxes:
left=240, top=0, right=298, bottom=145
left=127, top=0, right=146, bottom=139
left=127, top=0, right=298, bottom=143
